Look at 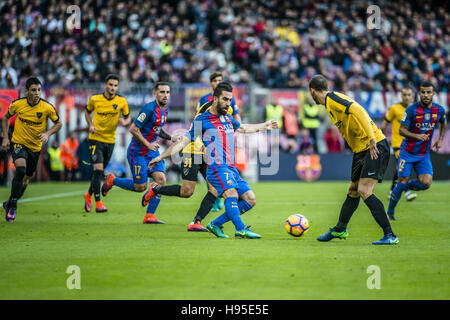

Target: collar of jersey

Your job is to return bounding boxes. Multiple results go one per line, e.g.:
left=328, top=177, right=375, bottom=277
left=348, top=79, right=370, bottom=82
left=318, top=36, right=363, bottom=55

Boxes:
left=27, top=98, right=41, bottom=107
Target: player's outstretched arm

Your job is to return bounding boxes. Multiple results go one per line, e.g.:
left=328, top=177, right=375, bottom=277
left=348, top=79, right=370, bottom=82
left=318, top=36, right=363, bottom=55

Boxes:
left=148, top=135, right=191, bottom=169
left=159, top=127, right=179, bottom=142
left=237, top=120, right=278, bottom=133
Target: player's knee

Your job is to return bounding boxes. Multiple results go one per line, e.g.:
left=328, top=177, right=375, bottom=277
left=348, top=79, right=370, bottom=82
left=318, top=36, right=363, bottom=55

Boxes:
left=134, top=184, right=147, bottom=192
left=357, top=186, right=371, bottom=200
left=180, top=186, right=194, bottom=198
left=347, top=187, right=359, bottom=198
left=247, top=197, right=256, bottom=207
left=419, top=178, right=432, bottom=188
left=154, top=175, right=166, bottom=186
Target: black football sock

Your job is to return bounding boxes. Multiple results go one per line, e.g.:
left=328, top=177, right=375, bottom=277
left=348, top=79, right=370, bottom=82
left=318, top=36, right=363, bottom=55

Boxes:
left=88, top=184, right=93, bottom=195
left=390, top=171, right=398, bottom=191
left=154, top=184, right=181, bottom=197
left=10, top=167, right=26, bottom=208
left=334, top=195, right=360, bottom=232
left=193, top=192, right=217, bottom=223
left=364, top=194, right=393, bottom=235
left=92, top=170, right=104, bottom=202
left=18, top=184, right=28, bottom=199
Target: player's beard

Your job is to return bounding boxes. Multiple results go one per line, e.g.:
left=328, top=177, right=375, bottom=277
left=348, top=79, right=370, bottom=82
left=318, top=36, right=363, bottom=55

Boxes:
left=420, top=98, right=431, bottom=107
left=217, top=103, right=228, bottom=115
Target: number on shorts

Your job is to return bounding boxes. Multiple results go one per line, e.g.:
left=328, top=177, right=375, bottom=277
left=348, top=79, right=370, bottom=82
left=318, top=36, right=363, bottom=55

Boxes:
left=90, top=144, right=96, bottom=156
left=398, top=159, right=405, bottom=172
left=134, top=165, right=141, bottom=175
left=184, top=157, right=192, bottom=168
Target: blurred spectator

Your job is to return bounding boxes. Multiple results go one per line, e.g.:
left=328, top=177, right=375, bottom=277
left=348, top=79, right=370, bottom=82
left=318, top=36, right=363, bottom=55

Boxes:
left=60, top=131, right=79, bottom=181
left=324, top=125, right=344, bottom=153
left=47, top=140, right=63, bottom=181
left=0, top=1, right=447, bottom=90
left=299, top=97, right=323, bottom=152
left=265, top=100, right=284, bottom=128
left=282, top=105, right=300, bottom=153
left=299, top=129, right=314, bottom=154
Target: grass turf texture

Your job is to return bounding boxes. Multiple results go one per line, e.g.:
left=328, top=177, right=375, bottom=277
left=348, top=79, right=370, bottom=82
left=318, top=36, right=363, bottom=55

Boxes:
left=0, top=181, right=448, bottom=300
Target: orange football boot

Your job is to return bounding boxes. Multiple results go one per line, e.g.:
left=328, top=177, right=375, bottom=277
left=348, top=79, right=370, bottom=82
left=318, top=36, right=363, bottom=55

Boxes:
left=102, top=173, right=116, bottom=197
left=142, top=182, right=158, bottom=207
left=142, top=213, right=165, bottom=224
left=187, top=221, right=208, bottom=232
left=95, top=201, right=108, bottom=213
left=84, top=192, right=92, bottom=212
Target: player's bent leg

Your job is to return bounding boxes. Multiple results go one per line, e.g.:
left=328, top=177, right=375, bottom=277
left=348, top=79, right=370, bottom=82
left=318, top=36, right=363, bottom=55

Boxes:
left=408, top=174, right=432, bottom=191
left=188, top=181, right=217, bottom=232
left=317, top=181, right=358, bottom=242
left=180, top=180, right=196, bottom=198
left=142, top=171, right=166, bottom=206
left=5, top=162, right=26, bottom=221
left=387, top=176, right=409, bottom=220
left=143, top=172, right=166, bottom=224
left=359, top=178, right=396, bottom=240
left=238, top=190, right=256, bottom=215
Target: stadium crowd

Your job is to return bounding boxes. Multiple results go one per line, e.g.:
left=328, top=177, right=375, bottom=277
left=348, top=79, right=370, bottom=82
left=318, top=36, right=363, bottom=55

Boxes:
left=0, top=0, right=449, bottom=91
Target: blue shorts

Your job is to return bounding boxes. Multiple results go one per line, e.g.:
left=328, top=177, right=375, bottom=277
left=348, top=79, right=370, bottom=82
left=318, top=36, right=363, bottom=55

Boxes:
left=397, top=150, right=433, bottom=178
left=127, top=149, right=165, bottom=184
left=207, top=165, right=251, bottom=197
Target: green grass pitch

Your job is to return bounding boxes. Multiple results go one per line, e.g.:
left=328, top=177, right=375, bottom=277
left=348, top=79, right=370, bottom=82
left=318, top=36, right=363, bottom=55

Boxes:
left=0, top=181, right=448, bottom=300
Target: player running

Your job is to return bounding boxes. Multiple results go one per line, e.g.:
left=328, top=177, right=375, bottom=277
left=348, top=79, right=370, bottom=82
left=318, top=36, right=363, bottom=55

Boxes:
left=2, top=77, right=62, bottom=221
left=148, top=82, right=278, bottom=238
left=83, top=74, right=131, bottom=213
left=143, top=72, right=242, bottom=232
left=386, top=81, right=446, bottom=220
left=102, top=82, right=171, bottom=224
left=309, top=74, right=398, bottom=245
left=380, top=87, right=417, bottom=201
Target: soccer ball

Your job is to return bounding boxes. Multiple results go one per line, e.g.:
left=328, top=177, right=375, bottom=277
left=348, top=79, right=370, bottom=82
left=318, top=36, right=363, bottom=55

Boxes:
left=285, top=214, right=310, bottom=237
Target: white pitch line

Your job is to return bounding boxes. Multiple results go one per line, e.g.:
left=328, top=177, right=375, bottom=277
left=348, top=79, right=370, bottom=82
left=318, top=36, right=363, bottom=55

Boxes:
left=18, top=190, right=86, bottom=203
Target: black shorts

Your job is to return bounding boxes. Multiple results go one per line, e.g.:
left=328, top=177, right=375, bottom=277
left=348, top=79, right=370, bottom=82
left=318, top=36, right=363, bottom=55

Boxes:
left=88, top=139, right=115, bottom=167
left=11, top=143, right=40, bottom=177
left=351, top=139, right=390, bottom=183
left=181, top=153, right=207, bottom=181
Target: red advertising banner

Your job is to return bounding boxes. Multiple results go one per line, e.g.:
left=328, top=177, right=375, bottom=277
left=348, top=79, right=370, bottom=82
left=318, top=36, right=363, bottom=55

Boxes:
left=0, top=89, right=19, bottom=118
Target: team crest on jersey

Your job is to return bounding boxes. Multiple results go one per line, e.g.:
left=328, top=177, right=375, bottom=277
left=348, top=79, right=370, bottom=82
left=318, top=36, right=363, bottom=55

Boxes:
left=137, top=113, right=146, bottom=122
left=113, top=104, right=118, bottom=110
left=219, top=115, right=226, bottom=122
left=36, top=112, right=43, bottom=119
left=425, top=113, right=430, bottom=120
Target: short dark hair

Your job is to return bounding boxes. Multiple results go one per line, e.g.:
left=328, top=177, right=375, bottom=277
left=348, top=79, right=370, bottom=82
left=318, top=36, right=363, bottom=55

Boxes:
left=309, top=74, right=328, bottom=91
left=105, top=74, right=120, bottom=83
left=25, top=77, right=42, bottom=90
left=210, top=72, right=223, bottom=83
left=419, top=80, right=434, bottom=90
left=213, top=82, right=233, bottom=98
left=154, top=81, right=170, bottom=91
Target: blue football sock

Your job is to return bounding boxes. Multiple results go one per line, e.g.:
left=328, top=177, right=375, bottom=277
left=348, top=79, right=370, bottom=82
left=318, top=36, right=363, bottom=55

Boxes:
left=113, top=177, right=136, bottom=191
left=147, top=194, right=162, bottom=213
left=212, top=199, right=253, bottom=227
left=212, top=212, right=230, bottom=227
left=407, top=179, right=429, bottom=191
left=387, top=182, right=408, bottom=214
left=225, top=197, right=245, bottom=230
left=238, top=200, right=253, bottom=215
